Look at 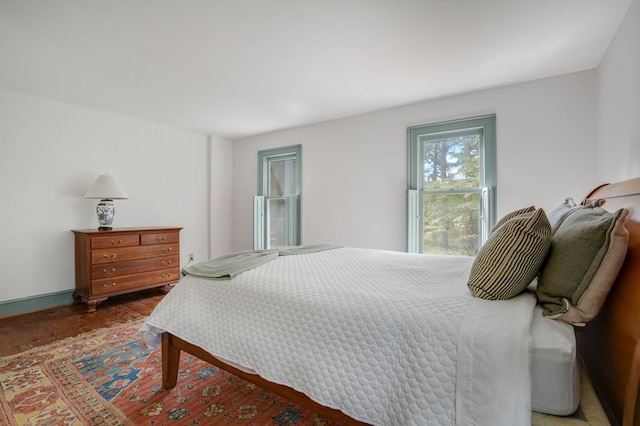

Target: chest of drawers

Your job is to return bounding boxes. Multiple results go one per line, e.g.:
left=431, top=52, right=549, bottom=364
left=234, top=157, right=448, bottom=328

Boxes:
left=72, top=227, right=182, bottom=312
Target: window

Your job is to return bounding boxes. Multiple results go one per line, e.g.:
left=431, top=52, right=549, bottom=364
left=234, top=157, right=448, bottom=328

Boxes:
left=407, top=115, right=496, bottom=255
left=254, top=145, right=301, bottom=249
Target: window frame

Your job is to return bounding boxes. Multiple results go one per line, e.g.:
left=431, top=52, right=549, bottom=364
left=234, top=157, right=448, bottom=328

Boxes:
left=254, top=144, right=302, bottom=250
left=406, top=115, right=496, bottom=254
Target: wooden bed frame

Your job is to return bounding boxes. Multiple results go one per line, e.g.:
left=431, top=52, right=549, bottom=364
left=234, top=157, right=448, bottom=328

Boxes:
left=162, top=176, right=640, bottom=426
left=576, top=176, right=640, bottom=426
left=162, top=332, right=367, bottom=425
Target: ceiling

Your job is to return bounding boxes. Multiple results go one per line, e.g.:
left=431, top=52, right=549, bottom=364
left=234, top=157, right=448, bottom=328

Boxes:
left=0, top=1, right=632, bottom=140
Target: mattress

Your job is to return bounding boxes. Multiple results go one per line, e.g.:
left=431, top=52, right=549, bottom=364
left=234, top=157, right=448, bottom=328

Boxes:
left=530, top=304, right=580, bottom=415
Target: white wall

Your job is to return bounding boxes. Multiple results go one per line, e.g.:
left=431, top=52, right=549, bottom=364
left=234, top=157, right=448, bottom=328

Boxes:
left=232, top=71, right=598, bottom=252
left=596, top=0, right=640, bottom=182
left=0, top=89, right=216, bottom=303
left=209, top=134, right=234, bottom=258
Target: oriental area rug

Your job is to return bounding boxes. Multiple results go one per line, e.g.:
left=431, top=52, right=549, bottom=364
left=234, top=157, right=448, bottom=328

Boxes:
left=0, top=318, right=338, bottom=425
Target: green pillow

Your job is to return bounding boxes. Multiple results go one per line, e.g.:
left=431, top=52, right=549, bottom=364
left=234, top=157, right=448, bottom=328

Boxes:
left=536, top=203, right=629, bottom=326
left=468, top=208, right=552, bottom=300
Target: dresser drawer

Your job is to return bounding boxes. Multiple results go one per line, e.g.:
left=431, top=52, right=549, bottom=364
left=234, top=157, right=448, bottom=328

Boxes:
left=92, top=268, right=179, bottom=296
left=91, top=255, right=179, bottom=279
left=91, top=243, right=179, bottom=264
left=91, top=234, right=140, bottom=249
left=141, top=232, right=180, bottom=245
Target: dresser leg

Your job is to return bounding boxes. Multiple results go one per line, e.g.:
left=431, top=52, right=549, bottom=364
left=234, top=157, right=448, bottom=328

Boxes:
left=160, top=284, right=175, bottom=293
left=85, top=297, right=108, bottom=313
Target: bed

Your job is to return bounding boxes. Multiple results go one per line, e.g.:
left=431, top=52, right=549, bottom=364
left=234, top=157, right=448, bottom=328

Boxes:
left=142, top=176, right=640, bottom=426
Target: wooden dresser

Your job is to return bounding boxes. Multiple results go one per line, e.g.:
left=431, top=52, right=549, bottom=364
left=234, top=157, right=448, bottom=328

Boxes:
left=72, top=227, right=182, bottom=312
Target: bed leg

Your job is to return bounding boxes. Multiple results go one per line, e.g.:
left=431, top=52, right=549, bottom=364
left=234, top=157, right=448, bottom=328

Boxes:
left=162, top=332, right=180, bottom=390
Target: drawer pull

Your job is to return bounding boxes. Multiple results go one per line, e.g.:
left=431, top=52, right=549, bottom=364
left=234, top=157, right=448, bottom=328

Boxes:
left=161, top=260, right=172, bottom=266
left=162, top=247, right=172, bottom=253
left=103, top=283, right=117, bottom=287
left=103, top=268, right=116, bottom=276
left=111, top=239, right=123, bottom=246
left=102, top=253, right=116, bottom=259
left=162, top=273, right=172, bottom=279
left=156, top=236, right=167, bottom=242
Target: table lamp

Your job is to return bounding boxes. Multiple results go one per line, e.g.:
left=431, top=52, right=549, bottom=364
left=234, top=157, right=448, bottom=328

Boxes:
left=84, top=173, right=129, bottom=230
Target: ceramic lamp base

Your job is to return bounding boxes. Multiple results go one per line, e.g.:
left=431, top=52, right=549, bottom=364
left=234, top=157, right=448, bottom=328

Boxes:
left=96, top=199, right=115, bottom=230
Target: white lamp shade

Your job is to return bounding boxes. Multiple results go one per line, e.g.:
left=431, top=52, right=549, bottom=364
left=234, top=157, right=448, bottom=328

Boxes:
left=84, top=173, right=129, bottom=200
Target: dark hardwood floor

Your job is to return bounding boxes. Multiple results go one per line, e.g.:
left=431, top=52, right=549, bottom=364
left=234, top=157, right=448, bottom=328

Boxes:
left=0, top=289, right=165, bottom=357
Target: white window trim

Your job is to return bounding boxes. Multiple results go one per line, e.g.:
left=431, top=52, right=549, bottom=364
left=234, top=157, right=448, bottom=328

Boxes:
left=254, top=145, right=302, bottom=250
left=406, top=115, right=496, bottom=254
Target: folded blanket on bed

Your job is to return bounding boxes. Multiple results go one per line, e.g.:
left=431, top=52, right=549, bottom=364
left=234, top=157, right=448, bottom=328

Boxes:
left=182, top=244, right=340, bottom=280
left=277, top=244, right=341, bottom=256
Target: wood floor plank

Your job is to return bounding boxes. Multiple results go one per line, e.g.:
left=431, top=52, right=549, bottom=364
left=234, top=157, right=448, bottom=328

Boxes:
left=0, top=289, right=165, bottom=356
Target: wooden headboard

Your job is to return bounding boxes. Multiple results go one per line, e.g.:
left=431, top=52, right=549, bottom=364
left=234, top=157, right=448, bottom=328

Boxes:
left=576, top=176, right=640, bottom=426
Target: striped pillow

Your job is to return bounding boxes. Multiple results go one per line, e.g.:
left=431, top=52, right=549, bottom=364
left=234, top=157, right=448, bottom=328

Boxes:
left=490, top=205, right=535, bottom=234
left=468, top=208, right=552, bottom=300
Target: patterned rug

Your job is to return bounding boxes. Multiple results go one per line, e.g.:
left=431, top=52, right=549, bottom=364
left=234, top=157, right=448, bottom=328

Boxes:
left=0, top=318, right=338, bottom=425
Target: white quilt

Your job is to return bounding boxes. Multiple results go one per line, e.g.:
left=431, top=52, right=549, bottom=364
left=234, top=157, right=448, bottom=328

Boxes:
left=141, top=247, right=535, bottom=425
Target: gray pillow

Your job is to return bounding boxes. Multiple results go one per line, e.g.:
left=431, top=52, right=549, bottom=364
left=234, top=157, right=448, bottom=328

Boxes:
left=536, top=204, right=629, bottom=326
left=468, top=208, right=552, bottom=300
left=547, top=197, right=579, bottom=234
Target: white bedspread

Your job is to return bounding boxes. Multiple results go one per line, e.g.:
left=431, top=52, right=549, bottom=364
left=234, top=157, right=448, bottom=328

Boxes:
left=456, top=292, right=536, bottom=426
left=141, top=247, right=535, bottom=425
